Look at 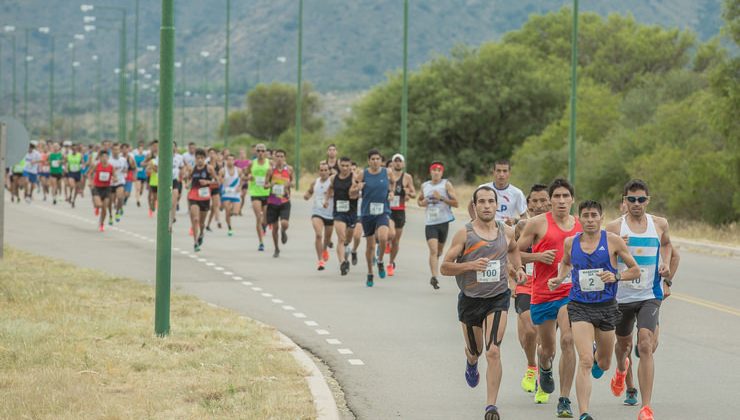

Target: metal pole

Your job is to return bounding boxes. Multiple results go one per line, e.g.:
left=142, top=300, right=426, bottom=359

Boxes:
left=400, top=0, right=408, bottom=158
left=295, top=0, right=303, bottom=190
left=71, top=45, right=76, bottom=143
left=49, top=37, right=55, bottom=138
left=132, top=0, right=140, bottom=142
left=12, top=35, right=17, bottom=118
left=0, top=122, right=5, bottom=259
left=155, top=0, right=175, bottom=337
left=118, top=13, right=128, bottom=145
left=96, top=56, right=102, bottom=142
left=180, top=57, right=185, bottom=145
left=223, top=0, right=231, bottom=148
left=568, top=0, right=578, bottom=186
left=204, top=92, right=209, bottom=145
left=23, top=29, right=28, bottom=129
left=0, top=40, right=3, bottom=115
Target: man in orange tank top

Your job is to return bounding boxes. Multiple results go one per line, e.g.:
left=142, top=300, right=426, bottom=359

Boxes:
left=517, top=178, right=582, bottom=417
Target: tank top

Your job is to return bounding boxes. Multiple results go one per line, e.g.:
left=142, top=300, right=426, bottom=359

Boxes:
left=569, top=231, right=618, bottom=304
left=531, top=212, right=583, bottom=305
left=249, top=159, right=271, bottom=197
left=221, top=166, right=241, bottom=200
left=187, top=165, right=212, bottom=201
left=67, top=153, right=82, bottom=173
left=13, top=159, right=26, bottom=174
left=310, top=177, right=333, bottom=219
left=49, top=152, right=64, bottom=174
left=422, top=179, right=455, bottom=226
left=133, top=151, right=147, bottom=178
left=210, top=162, right=222, bottom=191
left=455, top=222, right=510, bottom=298
left=617, top=214, right=663, bottom=303
left=360, top=168, right=390, bottom=217
left=390, top=171, right=406, bottom=210
left=93, top=163, right=113, bottom=187
left=40, top=153, right=50, bottom=173
left=149, top=157, right=159, bottom=187
left=110, top=155, right=128, bottom=185
left=267, top=166, right=291, bottom=205
left=332, top=173, right=357, bottom=216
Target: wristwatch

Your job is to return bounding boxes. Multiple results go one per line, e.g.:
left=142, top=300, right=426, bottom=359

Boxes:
left=663, top=278, right=673, bottom=287
left=615, top=271, right=621, bottom=281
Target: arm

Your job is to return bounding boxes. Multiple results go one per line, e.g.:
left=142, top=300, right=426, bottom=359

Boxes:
left=609, top=233, right=641, bottom=281
left=443, top=181, right=459, bottom=208
left=440, top=228, right=489, bottom=276
left=516, top=215, right=555, bottom=264
left=656, top=217, right=673, bottom=278
left=404, top=174, right=416, bottom=200
left=506, top=225, right=528, bottom=286
left=547, top=238, right=574, bottom=290
left=303, top=179, right=315, bottom=200
left=417, top=185, right=427, bottom=207
left=386, top=168, right=396, bottom=200
left=326, top=175, right=335, bottom=199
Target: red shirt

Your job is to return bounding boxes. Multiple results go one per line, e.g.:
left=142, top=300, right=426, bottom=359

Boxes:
left=531, top=212, right=582, bottom=305
left=93, top=163, right=114, bottom=187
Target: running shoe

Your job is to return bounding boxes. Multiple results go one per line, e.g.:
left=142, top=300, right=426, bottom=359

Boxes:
left=465, top=360, right=480, bottom=388
left=579, top=414, right=593, bottom=420
left=592, top=342, right=604, bottom=379
left=328, top=241, right=333, bottom=249
left=53, top=198, right=57, bottom=205
left=534, top=383, right=550, bottom=404
left=137, top=200, right=141, bottom=207
left=115, top=213, right=121, bottom=223
left=378, top=262, right=386, bottom=279
left=258, top=243, right=265, bottom=252
left=340, top=260, right=350, bottom=276
left=194, top=243, right=201, bottom=252
left=351, top=252, right=358, bottom=266
left=638, top=405, right=654, bottom=420
left=521, top=367, right=537, bottom=393
left=317, top=260, right=326, bottom=271
left=386, top=262, right=395, bottom=276
left=198, top=234, right=204, bottom=246
left=273, top=250, right=280, bottom=258
left=556, top=397, right=573, bottom=418
left=484, top=405, right=500, bottom=420
left=108, top=218, right=113, bottom=226
left=430, top=276, right=440, bottom=290
left=98, top=225, right=104, bottom=232
left=281, top=229, right=288, bottom=244
left=228, top=229, right=234, bottom=237
left=366, top=274, right=374, bottom=287
left=539, top=367, right=555, bottom=394
left=610, top=357, right=630, bottom=397
left=322, top=249, right=330, bottom=261
left=206, top=226, right=213, bottom=232
left=217, top=222, right=222, bottom=229
left=624, top=388, right=638, bottom=406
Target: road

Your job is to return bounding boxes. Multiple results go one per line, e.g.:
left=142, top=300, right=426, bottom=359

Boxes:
left=4, top=193, right=740, bottom=419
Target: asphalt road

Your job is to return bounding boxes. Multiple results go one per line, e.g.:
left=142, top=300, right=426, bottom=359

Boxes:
left=4, top=192, right=740, bottom=420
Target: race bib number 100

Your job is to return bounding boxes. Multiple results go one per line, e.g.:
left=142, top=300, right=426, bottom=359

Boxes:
left=477, top=260, right=501, bottom=283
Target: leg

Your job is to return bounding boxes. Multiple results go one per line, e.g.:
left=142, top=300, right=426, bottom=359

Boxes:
left=556, top=304, right=576, bottom=398
left=311, top=217, right=324, bottom=261
left=426, top=238, right=440, bottom=278
left=536, top=320, right=558, bottom=371
left=572, top=322, right=596, bottom=416
left=483, top=310, right=508, bottom=406
left=224, top=201, right=233, bottom=230
left=251, top=200, right=265, bottom=244
left=390, top=226, right=403, bottom=264
left=323, top=224, right=333, bottom=252
left=365, top=234, right=376, bottom=274
left=375, top=225, right=389, bottom=266
left=189, top=204, right=201, bottom=244
left=171, top=189, right=180, bottom=223
left=518, top=310, right=538, bottom=367
left=636, top=328, right=657, bottom=407
left=335, top=221, right=347, bottom=262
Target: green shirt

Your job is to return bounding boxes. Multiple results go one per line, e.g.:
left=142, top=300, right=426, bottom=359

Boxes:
left=49, top=152, right=64, bottom=175
left=249, top=159, right=271, bottom=197
left=67, top=153, right=82, bottom=173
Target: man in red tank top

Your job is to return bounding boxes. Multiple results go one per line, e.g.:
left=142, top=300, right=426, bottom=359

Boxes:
left=89, top=150, right=114, bottom=232
left=517, top=178, right=582, bottom=417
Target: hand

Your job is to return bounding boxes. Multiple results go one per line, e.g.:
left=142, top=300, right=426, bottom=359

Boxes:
left=469, top=257, right=490, bottom=272
left=504, top=217, right=514, bottom=226
left=548, top=277, right=563, bottom=291
left=303, top=193, right=310, bottom=201
left=663, top=284, right=671, bottom=299
left=538, top=249, right=557, bottom=265
left=621, top=235, right=630, bottom=245
left=658, top=263, right=670, bottom=278
left=516, top=269, right=528, bottom=285
left=323, top=199, right=328, bottom=208
left=598, top=270, right=618, bottom=283
left=432, top=191, right=441, bottom=200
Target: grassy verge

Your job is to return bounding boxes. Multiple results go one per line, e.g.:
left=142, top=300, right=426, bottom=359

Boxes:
left=0, top=248, right=315, bottom=419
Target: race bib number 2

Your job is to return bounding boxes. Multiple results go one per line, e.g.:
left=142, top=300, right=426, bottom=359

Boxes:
left=578, top=269, right=605, bottom=292
left=477, top=260, right=501, bottom=283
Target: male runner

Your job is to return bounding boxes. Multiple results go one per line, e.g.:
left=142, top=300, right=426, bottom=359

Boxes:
left=22, top=143, right=42, bottom=202
left=327, top=157, right=361, bottom=275
left=606, top=179, right=674, bottom=420
left=355, top=149, right=395, bottom=287
left=387, top=153, right=416, bottom=276
left=89, top=150, right=114, bottom=231
left=132, top=140, right=149, bottom=207
left=246, top=143, right=271, bottom=251
left=304, top=162, right=334, bottom=270
left=171, top=142, right=186, bottom=226
left=182, top=142, right=197, bottom=167
left=234, top=148, right=251, bottom=215
left=418, top=161, right=457, bottom=289
left=326, top=144, right=339, bottom=175
left=513, top=184, right=551, bottom=396
left=120, top=143, right=137, bottom=206
left=548, top=200, right=641, bottom=420
left=65, top=144, right=84, bottom=208
left=48, top=143, right=64, bottom=205
left=145, top=140, right=159, bottom=217
left=220, top=153, right=242, bottom=236
left=441, top=185, right=528, bottom=420
left=470, top=160, right=528, bottom=225
left=517, top=178, right=582, bottom=417
left=265, top=149, right=294, bottom=258
left=350, top=161, right=363, bottom=266
left=38, top=142, right=50, bottom=201
left=185, top=149, right=217, bottom=251
left=109, top=144, right=128, bottom=224
left=206, top=148, right=223, bottom=231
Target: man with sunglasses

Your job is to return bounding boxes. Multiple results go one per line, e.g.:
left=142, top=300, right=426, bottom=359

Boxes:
left=246, top=144, right=272, bottom=252
left=605, top=179, right=674, bottom=420
left=387, top=153, right=416, bottom=277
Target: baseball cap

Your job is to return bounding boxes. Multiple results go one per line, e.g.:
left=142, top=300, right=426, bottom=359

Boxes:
left=391, top=153, right=405, bottom=162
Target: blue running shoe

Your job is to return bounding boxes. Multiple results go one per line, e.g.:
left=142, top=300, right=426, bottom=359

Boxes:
left=539, top=367, right=555, bottom=394
left=556, top=397, right=573, bottom=418
left=624, top=387, right=638, bottom=406
left=465, top=360, right=480, bottom=388
left=366, top=274, right=374, bottom=287
left=484, top=405, right=500, bottom=420
left=258, top=243, right=265, bottom=252
left=579, top=414, right=594, bottom=420
left=378, top=262, right=386, bottom=279
left=592, top=342, right=605, bottom=379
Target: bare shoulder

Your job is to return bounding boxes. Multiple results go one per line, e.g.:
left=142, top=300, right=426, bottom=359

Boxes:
left=652, top=215, right=670, bottom=229
left=604, top=217, right=622, bottom=233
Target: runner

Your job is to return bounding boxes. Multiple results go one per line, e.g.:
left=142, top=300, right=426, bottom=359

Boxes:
left=517, top=178, right=581, bottom=416
left=89, top=150, right=114, bottom=232
left=246, top=143, right=271, bottom=251
left=219, top=153, right=242, bottom=236
left=606, top=179, right=674, bottom=420
left=387, top=153, right=416, bottom=277
left=513, top=183, right=551, bottom=396
left=327, top=157, right=360, bottom=275
left=548, top=200, right=641, bottom=420
left=350, top=161, right=363, bottom=266
left=145, top=141, right=159, bottom=217
left=185, top=148, right=218, bottom=251
left=417, top=161, right=457, bottom=289
left=205, top=148, right=223, bottom=231
left=171, top=142, right=186, bottom=226
left=109, top=144, right=128, bottom=224
left=326, top=144, right=339, bottom=175
left=120, top=143, right=137, bottom=206
left=10, top=158, right=26, bottom=203
left=470, top=159, right=528, bottom=225
left=234, top=148, right=251, bottom=215
left=65, top=144, right=84, bottom=208
left=22, top=143, right=42, bottom=203
left=132, top=140, right=149, bottom=207
left=48, top=142, right=64, bottom=205
left=182, top=142, right=197, bottom=167
left=440, top=185, right=528, bottom=420
left=356, top=149, right=395, bottom=287
left=38, top=142, right=50, bottom=201
left=265, top=149, right=294, bottom=258
left=304, top=162, right=335, bottom=270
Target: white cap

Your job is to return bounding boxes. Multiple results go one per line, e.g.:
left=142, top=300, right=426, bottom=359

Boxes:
left=63, top=140, right=72, bottom=146
left=391, top=153, right=405, bottom=162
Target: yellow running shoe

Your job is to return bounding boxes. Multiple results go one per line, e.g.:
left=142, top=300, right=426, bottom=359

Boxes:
left=521, top=367, right=537, bottom=393
left=534, top=382, right=550, bottom=404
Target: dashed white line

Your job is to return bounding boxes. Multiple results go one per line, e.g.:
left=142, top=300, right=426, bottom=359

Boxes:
left=305, top=321, right=319, bottom=327
left=232, top=276, right=243, bottom=281
left=338, top=348, right=353, bottom=355
left=282, top=305, right=295, bottom=311
left=261, top=292, right=273, bottom=297
left=293, top=313, right=307, bottom=319
left=271, top=299, right=284, bottom=304
left=205, top=262, right=215, bottom=267
left=241, top=281, right=252, bottom=287
left=315, top=329, right=330, bottom=335
left=180, top=250, right=189, bottom=255
left=251, top=287, right=263, bottom=292
left=224, top=271, right=233, bottom=275
left=348, top=359, right=365, bottom=366
left=197, top=258, right=207, bottom=262
left=326, top=339, right=341, bottom=345
left=214, top=267, right=224, bottom=271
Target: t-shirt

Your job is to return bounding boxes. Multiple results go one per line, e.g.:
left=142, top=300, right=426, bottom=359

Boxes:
left=24, top=150, right=42, bottom=174
left=49, top=152, right=64, bottom=175
left=182, top=152, right=196, bottom=168
left=479, top=182, right=528, bottom=222
left=172, top=154, right=185, bottom=179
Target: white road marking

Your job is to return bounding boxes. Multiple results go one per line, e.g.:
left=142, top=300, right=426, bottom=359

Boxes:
left=305, top=321, right=319, bottom=327
left=338, top=348, right=353, bottom=355
left=241, top=281, right=252, bottom=286
left=232, top=276, right=243, bottom=281
left=251, top=287, right=263, bottom=292
left=197, top=258, right=207, bottom=262
left=224, top=271, right=233, bottom=275
left=272, top=299, right=284, bottom=304
left=214, top=267, right=224, bottom=271
left=282, top=305, right=295, bottom=311
left=348, top=359, right=365, bottom=366
left=293, top=313, right=307, bottom=319
left=315, top=329, right=330, bottom=335
left=206, top=262, right=215, bottom=267
left=326, top=339, right=341, bottom=345
left=261, top=293, right=273, bottom=297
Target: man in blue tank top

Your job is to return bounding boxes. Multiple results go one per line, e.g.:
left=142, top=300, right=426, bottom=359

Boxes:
left=548, top=200, right=640, bottom=420
left=355, top=149, right=395, bottom=287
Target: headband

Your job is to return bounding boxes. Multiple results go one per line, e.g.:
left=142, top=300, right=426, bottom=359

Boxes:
left=430, top=163, right=445, bottom=172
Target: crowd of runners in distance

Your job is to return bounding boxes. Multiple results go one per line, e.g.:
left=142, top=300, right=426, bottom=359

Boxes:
left=6, top=139, right=679, bottom=420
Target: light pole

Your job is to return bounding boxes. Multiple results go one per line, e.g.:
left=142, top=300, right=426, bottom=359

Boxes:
left=37, top=27, right=54, bottom=138
left=295, top=0, right=303, bottom=189
left=23, top=28, right=30, bottom=129
left=132, top=0, right=140, bottom=142
left=200, top=50, right=210, bottom=145
left=69, top=33, right=85, bottom=143
left=92, top=54, right=102, bottom=142
left=400, top=0, right=409, bottom=159
left=568, top=0, right=579, bottom=186
left=223, top=0, right=231, bottom=148
left=174, top=60, right=183, bottom=144
left=2, top=26, right=17, bottom=118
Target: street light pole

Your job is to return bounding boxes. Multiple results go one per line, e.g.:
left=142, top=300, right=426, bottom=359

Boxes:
left=400, top=0, right=409, bottom=158
left=48, top=36, right=55, bottom=138
left=3, top=28, right=18, bottom=118
left=132, top=0, right=140, bottom=142
left=23, top=28, right=29, bottom=129
left=93, top=54, right=102, bottom=142
left=179, top=58, right=185, bottom=145
left=295, top=0, right=303, bottom=190
left=70, top=43, right=78, bottom=143
left=223, top=0, right=231, bottom=148
left=568, top=0, right=579, bottom=186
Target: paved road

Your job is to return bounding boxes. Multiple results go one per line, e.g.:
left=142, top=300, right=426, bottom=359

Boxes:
left=4, top=194, right=740, bottom=419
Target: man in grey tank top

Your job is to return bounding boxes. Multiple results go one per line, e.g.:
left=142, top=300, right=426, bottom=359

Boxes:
left=441, top=186, right=528, bottom=420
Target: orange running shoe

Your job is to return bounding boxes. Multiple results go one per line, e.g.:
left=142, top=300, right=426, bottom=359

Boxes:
left=638, top=405, right=654, bottom=420
left=322, top=249, right=330, bottom=261
left=610, top=357, right=630, bottom=397
left=98, top=224, right=104, bottom=232
left=387, top=263, right=395, bottom=276
left=317, top=260, right=326, bottom=271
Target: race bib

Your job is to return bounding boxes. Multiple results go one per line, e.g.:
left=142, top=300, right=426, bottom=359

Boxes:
left=198, top=187, right=210, bottom=198
left=69, top=163, right=80, bottom=172
left=255, top=176, right=266, bottom=187
left=224, top=186, right=238, bottom=194
left=390, top=196, right=401, bottom=208
left=525, top=263, right=534, bottom=276
left=427, top=207, right=442, bottom=223
left=477, top=260, right=501, bottom=283
left=627, top=267, right=651, bottom=289
left=314, top=195, right=326, bottom=208
left=98, top=172, right=110, bottom=182
left=369, top=202, right=384, bottom=215
left=578, top=269, right=605, bottom=292
left=336, top=200, right=350, bottom=212
left=272, top=184, right=285, bottom=196
left=51, top=160, right=60, bottom=168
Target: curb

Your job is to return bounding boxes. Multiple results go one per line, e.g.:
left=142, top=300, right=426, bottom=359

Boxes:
left=673, top=237, right=740, bottom=257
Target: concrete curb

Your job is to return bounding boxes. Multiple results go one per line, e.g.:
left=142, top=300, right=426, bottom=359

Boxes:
left=277, top=331, right=340, bottom=420
left=673, top=237, right=740, bottom=257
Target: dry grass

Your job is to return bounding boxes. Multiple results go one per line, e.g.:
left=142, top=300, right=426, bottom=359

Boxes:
left=0, top=248, right=315, bottom=420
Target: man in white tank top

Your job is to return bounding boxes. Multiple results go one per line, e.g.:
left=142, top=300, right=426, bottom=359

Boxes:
left=469, top=159, right=528, bottom=225
left=605, top=179, right=677, bottom=420
left=304, top=162, right=335, bottom=271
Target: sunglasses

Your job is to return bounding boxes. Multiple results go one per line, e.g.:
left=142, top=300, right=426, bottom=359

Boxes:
left=625, top=196, right=649, bottom=203
left=256, top=150, right=266, bottom=153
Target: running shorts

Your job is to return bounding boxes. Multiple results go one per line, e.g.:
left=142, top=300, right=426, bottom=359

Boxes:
left=616, top=299, right=661, bottom=336
left=361, top=214, right=389, bottom=237
left=266, top=202, right=291, bottom=224
left=568, top=300, right=621, bottom=332
left=514, top=293, right=531, bottom=315
left=390, top=209, right=406, bottom=229
left=530, top=297, right=569, bottom=326
left=458, top=289, right=511, bottom=328
left=425, top=222, right=450, bottom=243
left=312, top=215, right=334, bottom=227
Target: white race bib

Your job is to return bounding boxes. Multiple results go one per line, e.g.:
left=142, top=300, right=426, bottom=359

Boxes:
left=98, top=172, right=110, bottom=182
left=525, top=263, right=534, bottom=276
left=314, top=195, right=326, bottom=208
left=255, top=176, right=266, bottom=187
left=51, top=160, right=60, bottom=168
left=477, top=260, right=501, bottom=283
left=578, top=269, right=605, bottom=292
left=272, top=184, right=285, bottom=196
left=390, top=196, right=401, bottom=208
left=225, top=186, right=238, bottom=194
left=198, top=187, right=210, bottom=198
left=336, top=200, right=350, bottom=212
left=369, top=202, right=384, bottom=215
left=427, top=207, right=442, bottom=223
left=627, top=267, right=651, bottom=289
